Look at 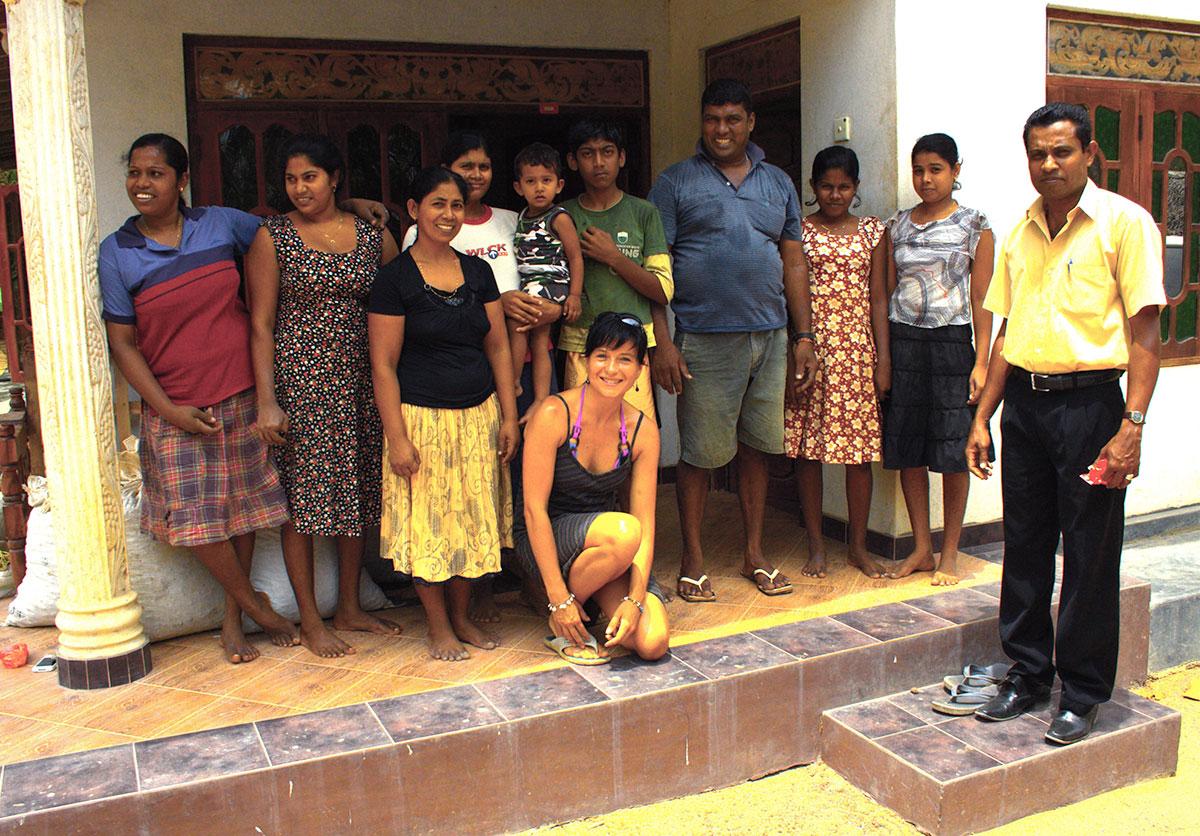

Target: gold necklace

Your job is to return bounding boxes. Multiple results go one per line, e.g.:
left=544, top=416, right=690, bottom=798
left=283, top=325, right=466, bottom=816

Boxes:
left=811, top=214, right=856, bottom=234
left=137, top=213, right=183, bottom=248
left=309, top=211, right=345, bottom=249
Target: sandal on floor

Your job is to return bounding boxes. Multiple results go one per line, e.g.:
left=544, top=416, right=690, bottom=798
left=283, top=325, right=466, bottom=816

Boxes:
left=677, top=574, right=716, bottom=603
left=931, top=683, right=999, bottom=716
left=543, top=635, right=610, bottom=666
left=741, top=567, right=793, bottom=596
left=942, top=662, right=1009, bottom=693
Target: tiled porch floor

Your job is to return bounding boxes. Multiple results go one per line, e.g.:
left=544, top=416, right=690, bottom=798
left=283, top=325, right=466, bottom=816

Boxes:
left=0, top=488, right=1000, bottom=767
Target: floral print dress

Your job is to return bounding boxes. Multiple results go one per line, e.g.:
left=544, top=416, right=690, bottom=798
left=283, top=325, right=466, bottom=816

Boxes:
left=784, top=216, right=884, bottom=464
left=268, top=214, right=384, bottom=535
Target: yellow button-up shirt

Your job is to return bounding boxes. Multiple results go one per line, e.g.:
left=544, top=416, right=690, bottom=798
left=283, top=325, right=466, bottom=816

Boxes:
left=985, top=180, right=1165, bottom=373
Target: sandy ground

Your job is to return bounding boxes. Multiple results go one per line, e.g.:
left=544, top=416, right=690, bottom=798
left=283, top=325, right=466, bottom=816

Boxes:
left=529, top=664, right=1198, bottom=835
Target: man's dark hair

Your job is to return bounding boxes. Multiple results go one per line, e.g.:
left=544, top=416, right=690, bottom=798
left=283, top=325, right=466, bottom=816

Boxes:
left=513, top=142, right=563, bottom=178
left=1023, top=102, right=1092, bottom=151
left=567, top=119, right=625, bottom=154
left=701, top=78, right=754, bottom=114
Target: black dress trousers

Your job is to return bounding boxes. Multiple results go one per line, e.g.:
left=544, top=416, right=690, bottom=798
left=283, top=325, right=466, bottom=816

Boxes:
left=997, top=374, right=1126, bottom=713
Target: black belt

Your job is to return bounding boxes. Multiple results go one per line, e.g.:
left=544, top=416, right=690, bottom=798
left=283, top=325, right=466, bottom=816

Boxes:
left=1012, top=367, right=1123, bottom=392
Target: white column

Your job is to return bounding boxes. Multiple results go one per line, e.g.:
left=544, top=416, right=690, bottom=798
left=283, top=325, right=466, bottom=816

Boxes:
left=4, top=0, right=147, bottom=681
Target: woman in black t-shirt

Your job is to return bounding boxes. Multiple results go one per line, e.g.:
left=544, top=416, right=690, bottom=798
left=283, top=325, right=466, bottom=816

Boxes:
left=369, top=167, right=520, bottom=661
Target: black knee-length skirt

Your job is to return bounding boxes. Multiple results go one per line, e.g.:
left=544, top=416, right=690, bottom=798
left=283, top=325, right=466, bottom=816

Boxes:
left=883, top=322, right=989, bottom=473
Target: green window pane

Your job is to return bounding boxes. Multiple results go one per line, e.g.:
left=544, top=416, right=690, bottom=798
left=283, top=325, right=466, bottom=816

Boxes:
left=1152, top=172, right=1163, bottom=223
left=1161, top=305, right=1171, bottom=342
left=1154, top=111, right=1176, bottom=163
left=1184, top=111, right=1200, bottom=161
left=218, top=125, right=257, bottom=212
left=1177, top=292, right=1197, bottom=341
left=1194, top=173, right=1200, bottom=225
left=1095, top=106, right=1120, bottom=160
left=1192, top=232, right=1199, bottom=285
left=1107, top=169, right=1120, bottom=193
left=262, top=125, right=297, bottom=214
left=387, top=124, right=422, bottom=207
left=348, top=125, right=383, bottom=202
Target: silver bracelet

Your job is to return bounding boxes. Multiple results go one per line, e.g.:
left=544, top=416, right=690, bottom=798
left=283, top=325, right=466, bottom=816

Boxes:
left=622, top=595, right=644, bottom=614
left=548, top=592, right=576, bottom=613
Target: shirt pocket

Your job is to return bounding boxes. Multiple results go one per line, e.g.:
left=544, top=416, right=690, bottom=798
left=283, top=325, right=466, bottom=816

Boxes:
left=1055, top=263, right=1114, bottom=321
left=745, top=195, right=787, bottom=240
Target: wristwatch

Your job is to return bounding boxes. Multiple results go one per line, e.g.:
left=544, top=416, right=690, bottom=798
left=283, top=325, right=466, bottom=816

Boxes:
left=1122, top=410, right=1146, bottom=426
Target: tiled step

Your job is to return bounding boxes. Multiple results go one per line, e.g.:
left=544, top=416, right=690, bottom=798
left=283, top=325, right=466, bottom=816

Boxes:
left=821, top=683, right=1180, bottom=835
left=0, top=578, right=1152, bottom=834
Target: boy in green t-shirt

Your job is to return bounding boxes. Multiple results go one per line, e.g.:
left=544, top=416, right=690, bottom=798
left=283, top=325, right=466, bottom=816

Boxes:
left=562, top=119, right=673, bottom=419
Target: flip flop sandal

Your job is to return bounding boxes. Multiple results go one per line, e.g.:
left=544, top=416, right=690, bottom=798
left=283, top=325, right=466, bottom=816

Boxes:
left=942, top=662, right=1009, bottom=693
left=677, top=574, right=716, bottom=603
left=741, top=567, right=793, bottom=596
left=543, top=634, right=610, bottom=666
left=931, top=683, right=999, bottom=716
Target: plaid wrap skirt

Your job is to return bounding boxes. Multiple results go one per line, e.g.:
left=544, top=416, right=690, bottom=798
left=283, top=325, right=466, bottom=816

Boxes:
left=139, top=388, right=290, bottom=547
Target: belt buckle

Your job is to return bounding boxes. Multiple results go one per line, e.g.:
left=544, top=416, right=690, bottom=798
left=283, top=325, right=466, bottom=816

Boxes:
left=1030, top=372, right=1051, bottom=392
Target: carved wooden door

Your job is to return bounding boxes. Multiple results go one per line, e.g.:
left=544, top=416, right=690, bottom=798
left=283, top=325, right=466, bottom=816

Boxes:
left=323, top=109, right=442, bottom=221
left=1046, top=79, right=1143, bottom=203
left=188, top=109, right=318, bottom=216
left=1146, top=89, right=1200, bottom=357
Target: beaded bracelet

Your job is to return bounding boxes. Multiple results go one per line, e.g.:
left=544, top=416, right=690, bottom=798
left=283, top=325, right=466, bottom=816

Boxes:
left=548, top=592, right=576, bottom=613
left=622, top=595, right=644, bottom=614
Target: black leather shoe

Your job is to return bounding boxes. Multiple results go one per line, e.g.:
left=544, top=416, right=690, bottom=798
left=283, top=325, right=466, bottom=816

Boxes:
left=1045, top=704, right=1099, bottom=745
left=974, top=677, right=1051, bottom=722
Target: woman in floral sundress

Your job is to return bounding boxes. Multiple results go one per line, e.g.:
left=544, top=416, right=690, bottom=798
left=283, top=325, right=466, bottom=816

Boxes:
left=248, top=133, right=402, bottom=659
left=784, top=146, right=891, bottom=580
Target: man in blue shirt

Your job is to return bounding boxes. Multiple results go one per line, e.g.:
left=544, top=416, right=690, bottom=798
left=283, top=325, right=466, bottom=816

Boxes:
left=649, top=78, right=817, bottom=603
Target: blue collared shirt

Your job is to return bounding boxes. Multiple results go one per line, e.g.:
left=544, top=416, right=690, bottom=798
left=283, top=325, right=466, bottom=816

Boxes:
left=648, top=142, right=801, bottom=333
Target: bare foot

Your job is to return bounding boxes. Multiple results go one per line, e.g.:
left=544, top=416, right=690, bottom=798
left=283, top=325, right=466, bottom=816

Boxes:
left=253, top=592, right=300, bottom=647
left=428, top=624, right=470, bottom=661
left=300, top=621, right=356, bottom=658
left=332, top=608, right=403, bottom=636
left=848, top=548, right=887, bottom=579
left=886, top=549, right=935, bottom=580
left=220, top=619, right=260, bottom=664
left=932, top=551, right=960, bottom=586
left=468, top=584, right=502, bottom=624
left=450, top=613, right=499, bottom=650
left=801, top=551, right=828, bottom=578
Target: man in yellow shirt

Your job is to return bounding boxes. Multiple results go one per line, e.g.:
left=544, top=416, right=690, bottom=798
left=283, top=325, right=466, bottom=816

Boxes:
left=965, top=103, right=1165, bottom=744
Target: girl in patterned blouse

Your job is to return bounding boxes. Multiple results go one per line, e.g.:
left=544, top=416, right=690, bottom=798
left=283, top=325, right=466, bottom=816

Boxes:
left=883, top=133, right=995, bottom=585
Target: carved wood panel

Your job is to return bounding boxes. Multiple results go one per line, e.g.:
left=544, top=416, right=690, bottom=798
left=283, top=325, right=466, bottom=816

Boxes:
left=704, top=20, right=800, bottom=100
left=189, top=40, right=647, bottom=107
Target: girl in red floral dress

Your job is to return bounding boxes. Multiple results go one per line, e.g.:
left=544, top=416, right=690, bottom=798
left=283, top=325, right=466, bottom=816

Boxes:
left=785, top=146, right=891, bottom=579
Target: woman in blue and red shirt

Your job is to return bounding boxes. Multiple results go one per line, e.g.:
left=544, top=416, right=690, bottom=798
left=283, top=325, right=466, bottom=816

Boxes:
left=99, top=133, right=383, bottom=665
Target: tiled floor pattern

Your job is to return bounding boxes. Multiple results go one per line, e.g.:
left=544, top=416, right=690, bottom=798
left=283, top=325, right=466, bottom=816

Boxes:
left=0, top=589, right=988, bottom=822
left=0, top=489, right=1000, bottom=767
left=822, top=681, right=1181, bottom=835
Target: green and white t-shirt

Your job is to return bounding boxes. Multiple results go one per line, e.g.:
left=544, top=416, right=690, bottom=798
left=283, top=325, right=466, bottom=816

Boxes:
left=560, top=193, right=672, bottom=353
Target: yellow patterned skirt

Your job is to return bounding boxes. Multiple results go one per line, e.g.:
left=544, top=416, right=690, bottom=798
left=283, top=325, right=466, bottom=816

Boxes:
left=380, top=395, right=513, bottom=582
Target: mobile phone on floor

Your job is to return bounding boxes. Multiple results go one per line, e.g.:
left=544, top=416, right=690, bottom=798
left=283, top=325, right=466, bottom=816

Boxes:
left=32, top=655, right=57, bottom=673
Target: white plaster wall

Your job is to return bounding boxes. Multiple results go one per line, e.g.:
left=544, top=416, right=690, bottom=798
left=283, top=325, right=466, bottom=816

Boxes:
left=889, top=0, right=1200, bottom=533
left=81, top=0, right=672, bottom=236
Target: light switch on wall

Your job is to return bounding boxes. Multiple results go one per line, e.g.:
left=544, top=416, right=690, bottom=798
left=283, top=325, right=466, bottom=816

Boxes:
left=834, top=116, right=852, bottom=142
